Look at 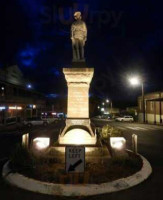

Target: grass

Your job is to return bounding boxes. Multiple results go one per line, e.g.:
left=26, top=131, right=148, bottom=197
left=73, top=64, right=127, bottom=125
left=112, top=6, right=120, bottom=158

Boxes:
left=9, top=145, right=143, bottom=184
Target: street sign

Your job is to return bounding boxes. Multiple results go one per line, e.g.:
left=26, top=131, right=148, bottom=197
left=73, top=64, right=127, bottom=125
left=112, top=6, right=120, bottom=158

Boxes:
left=65, top=146, right=85, bottom=173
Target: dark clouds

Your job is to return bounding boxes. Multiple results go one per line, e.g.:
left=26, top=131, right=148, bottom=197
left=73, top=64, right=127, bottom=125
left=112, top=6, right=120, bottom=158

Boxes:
left=2, top=0, right=163, bottom=105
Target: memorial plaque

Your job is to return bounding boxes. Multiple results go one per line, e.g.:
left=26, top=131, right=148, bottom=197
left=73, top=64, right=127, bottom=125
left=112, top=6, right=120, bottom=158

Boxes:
left=68, top=86, right=89, bottom=118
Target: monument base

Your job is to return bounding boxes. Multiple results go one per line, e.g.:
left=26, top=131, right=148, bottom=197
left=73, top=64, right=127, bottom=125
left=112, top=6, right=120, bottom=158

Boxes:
left=58, top=119, right=97, bottom=145
left=58, top=67, right=96, bottom=145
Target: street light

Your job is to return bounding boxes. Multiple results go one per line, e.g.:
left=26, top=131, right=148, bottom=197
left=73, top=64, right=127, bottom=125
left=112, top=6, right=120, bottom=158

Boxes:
left=129, top=77, right=140, bottom=86
left=101, top=108, right=104, bottom=112
left=27, top=84, right=32, bottom=89
left=1, top=86, right=5, bottom=96
left=105, top=99, right=113, bottom=115
left=129, top=76, right=145, bottom=123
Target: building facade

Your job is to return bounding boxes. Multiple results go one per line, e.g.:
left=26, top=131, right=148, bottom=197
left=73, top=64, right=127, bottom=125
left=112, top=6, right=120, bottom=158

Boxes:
left=0, top=65, right=46, bottom=124
left=138, top=91, right=163, bottom=124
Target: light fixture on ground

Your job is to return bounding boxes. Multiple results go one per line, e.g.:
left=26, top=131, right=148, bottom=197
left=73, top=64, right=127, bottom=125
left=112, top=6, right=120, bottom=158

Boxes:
left=33, top=137, right=50, bottom=150
left=22, top=133, right=29, bottom=148
left=110, top=137, right=126, bottom=150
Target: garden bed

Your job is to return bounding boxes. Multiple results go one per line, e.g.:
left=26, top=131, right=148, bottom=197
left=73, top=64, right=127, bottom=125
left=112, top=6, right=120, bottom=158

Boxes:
left=9, top=146, right=142, bottom=184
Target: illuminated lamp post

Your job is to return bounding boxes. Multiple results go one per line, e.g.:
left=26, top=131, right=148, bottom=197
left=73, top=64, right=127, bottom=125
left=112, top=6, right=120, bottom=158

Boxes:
left=129, top=76, right=145, bottom=123
left=101, top=107, right=105, bottom=112
left=26, top=84, right=32, bottom=89
left=106, top=99, right=113, bottom=115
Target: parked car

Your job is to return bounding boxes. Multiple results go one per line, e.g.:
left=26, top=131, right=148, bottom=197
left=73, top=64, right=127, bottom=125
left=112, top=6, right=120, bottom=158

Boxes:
left=93, top=115, right=111, bottom=120
left=101, top=114, right=111, bottom=120
left=115, top=116, right=134, bottom=122
left=93, top=115, right=102, bottom=119
left=5, top=117, right=17, bottom=125
left=41, top=116, right=58, bottom=123
left=23, top=117, right=49, bottom=127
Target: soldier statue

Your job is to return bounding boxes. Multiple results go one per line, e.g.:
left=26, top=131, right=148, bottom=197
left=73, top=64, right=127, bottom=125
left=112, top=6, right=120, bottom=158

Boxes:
left=71, top=11, right=87, bottom=62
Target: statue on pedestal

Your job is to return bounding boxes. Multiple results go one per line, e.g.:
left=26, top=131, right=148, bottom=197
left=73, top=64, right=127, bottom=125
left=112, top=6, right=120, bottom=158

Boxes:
left=58, top=13, right=96, bottom=146
left=71, top=12, right=87, bottom=62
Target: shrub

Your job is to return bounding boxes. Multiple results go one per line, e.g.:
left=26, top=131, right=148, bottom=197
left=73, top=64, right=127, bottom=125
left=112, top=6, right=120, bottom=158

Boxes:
left=100, top=124, right=123, bottom=141
left=99, top=125, right=125, bottom=157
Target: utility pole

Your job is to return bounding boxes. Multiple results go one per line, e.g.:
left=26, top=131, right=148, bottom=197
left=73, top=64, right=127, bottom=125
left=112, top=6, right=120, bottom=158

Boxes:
left=141, top=83, right=145, bottom=123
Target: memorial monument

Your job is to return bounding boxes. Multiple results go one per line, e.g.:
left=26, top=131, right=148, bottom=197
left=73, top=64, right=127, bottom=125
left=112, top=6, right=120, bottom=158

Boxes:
left=58, top=11, right=97, bottom=145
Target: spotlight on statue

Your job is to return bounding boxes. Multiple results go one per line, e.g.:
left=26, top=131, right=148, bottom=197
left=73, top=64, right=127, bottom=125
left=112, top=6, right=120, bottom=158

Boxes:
left=110, top=137, right=126, bottom=150
left=33, top=137, right=50, bottom=150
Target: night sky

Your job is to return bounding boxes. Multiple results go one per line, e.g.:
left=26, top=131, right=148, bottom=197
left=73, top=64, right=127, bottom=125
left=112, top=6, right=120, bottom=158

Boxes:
left=2, top=0, right=163, bottom=106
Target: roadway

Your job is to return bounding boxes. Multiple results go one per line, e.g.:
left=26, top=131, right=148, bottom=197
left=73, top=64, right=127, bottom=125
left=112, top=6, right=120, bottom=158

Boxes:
left=0, top=120, right=163, bottom=200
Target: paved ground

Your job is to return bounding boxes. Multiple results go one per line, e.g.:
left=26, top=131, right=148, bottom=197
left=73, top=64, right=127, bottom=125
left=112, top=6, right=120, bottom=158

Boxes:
left=0, top=120, right=163, bottom=200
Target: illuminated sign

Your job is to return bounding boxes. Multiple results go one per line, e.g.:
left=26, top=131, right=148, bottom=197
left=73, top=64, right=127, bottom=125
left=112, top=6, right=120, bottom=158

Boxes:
left=0, top=106, right=6, bottom=110
left=9, top=106, right=22, bottom=110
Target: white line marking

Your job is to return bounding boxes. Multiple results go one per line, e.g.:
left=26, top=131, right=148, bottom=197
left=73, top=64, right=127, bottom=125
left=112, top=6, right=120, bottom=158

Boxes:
left=127, top=127, right=147, bottom=131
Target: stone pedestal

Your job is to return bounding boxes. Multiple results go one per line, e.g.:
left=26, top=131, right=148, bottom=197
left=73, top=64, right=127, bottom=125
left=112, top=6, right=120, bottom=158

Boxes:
left=58, top=68, right=97, bottom=145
